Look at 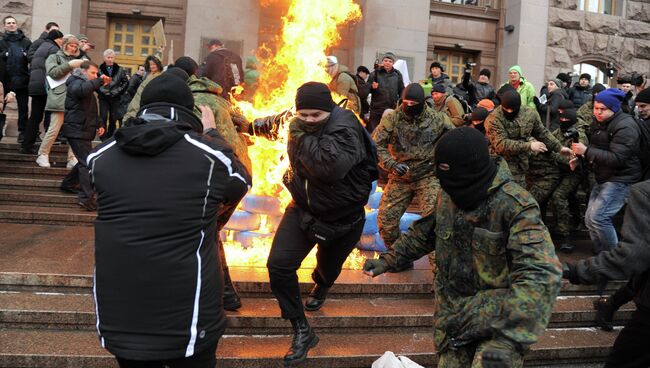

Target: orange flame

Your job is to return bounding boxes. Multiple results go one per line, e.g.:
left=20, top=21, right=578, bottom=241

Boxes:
left=224, top=0, right=367, bottom=270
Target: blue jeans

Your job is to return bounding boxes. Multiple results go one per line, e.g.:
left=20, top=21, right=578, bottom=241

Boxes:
left=585, top=181, right=630, bottom=253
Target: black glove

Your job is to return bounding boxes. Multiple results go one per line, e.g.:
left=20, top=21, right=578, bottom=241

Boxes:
left=562, top=262, right=580, bottom=285
left=363, top=259, right=389, bottom=277
left=533, top=96, right=541, bottom=108
left=250, top=115, right=274, bottom=136
left=392, top=163, right=409, bottom=177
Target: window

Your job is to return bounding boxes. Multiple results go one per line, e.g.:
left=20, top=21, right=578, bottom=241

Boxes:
left=579, top=0, right=623, bottom=16
left=108, top=17, right=158, bottom=74
left=431, top=50, right=475, bottom=84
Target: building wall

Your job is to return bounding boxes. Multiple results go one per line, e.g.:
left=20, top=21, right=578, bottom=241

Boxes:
left=2, top=0, right=33, bottom=37
left=545, top=0, right=650, bottom=83
left=31, top=0, right=81, bottom=37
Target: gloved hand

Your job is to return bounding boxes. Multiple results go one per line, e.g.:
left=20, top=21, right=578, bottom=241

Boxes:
left=562, top=262, right=580, bottom=285
left=533, top=96, right=541, bottom=108
left=363, top=259, right=389, bottom=277
left=250, top=115, right=274, bottom=136
left=391, top=163, right=409, bottom=177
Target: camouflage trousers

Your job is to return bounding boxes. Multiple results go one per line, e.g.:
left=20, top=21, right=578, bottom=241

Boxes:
left=550, top=173, right=582, bottom=237
left=437, top=338, right=523, bottom=368
left=378, top=176, right=440, bottom=247
left=526, top=171, right=561, bottom=207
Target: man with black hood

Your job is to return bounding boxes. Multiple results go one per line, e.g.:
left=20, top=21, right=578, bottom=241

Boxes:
left=89, top=72, right=251, bottom=367
left=373, top=83, right=454, bottom=250
left=485, top=89, right=570, bottom=186
left=364, top=127, right=562, bottom=368
left=258, top=82, right=376, bottom=366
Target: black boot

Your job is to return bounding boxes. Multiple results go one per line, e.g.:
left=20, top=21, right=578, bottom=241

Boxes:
left=283, top=316, right=319, bottom=366
left=558, top=236, right=575, bottom=253
left=482, top=351, right=509, bottom=368
left=304, top=284, right=329, bottom=311
left=223, top=266, right=242, bottom=311
left=593, top=297, right=615, bottom=331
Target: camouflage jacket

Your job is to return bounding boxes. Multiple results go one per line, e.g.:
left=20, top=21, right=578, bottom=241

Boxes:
left=485, top=106, right=562, bottom=176
left=188, top=75, right=252, bottom=173
left=528, top=125, right=589, bottom=176
left=576, top=100, right=594, bottom=136
left=372, top=106, right=454, bottom=182
left=380, top=157, right=562, bottom=351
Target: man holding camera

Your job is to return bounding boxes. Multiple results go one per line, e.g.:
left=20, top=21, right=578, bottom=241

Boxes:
left=571, top=88, right=641, bottom=254
left=462, top=65, right=496, bottom=109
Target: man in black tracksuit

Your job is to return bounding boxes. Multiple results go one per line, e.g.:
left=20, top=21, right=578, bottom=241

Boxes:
left=90, top=73, right=251, bottom=368
left=254, top=82, right=376, bottom=366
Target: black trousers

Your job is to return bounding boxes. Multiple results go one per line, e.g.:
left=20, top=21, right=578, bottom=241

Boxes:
left=100, top=97, right=122, bottom=139
left=61, top=138, right=93, bottom=201
left=605, top=306, right=650, bottom=368
left=116, top=344, right=218, bottom=368
left=14, top=88, right=28, bottom=132
left=22, top=94, right=47, bottom=150
left=367, top=110, right=383, bottom=134
left=267, top=204, right=364, bottom=319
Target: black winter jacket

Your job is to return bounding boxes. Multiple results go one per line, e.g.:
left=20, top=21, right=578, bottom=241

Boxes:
left=98, top=62, right=128, bottom=99
left=28, top=39, right=59, bottom=96
left=27, top=31, right=48, bottom=62
left=462, top=73, right=496, bottom=108
left=90, top=107, right=251, bottom=360
left=537, top=88, right=568, bottom=132
left=585, top=110, right=641, bottom=184
left=568, top=85, right=591, bottom=108
left=63, top=69, right=103, bottom=140
left=574, top=180, right=650, bottom=310
left=0, top=30, right=31, bottom=90
left=637, top=117, right=650, bottom=181
left=368, top=68, right=404, bottom=113
left=284, top=106, right=375, bottom=222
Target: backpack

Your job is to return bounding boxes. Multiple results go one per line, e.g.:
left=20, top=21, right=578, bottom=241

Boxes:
left=451, top=85, right=472, bottom=115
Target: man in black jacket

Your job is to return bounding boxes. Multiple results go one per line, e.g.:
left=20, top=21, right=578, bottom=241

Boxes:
left=27, top=21, right=58, bottom=61
left=0, top=16, right=31, bottom=142
left=563, top=179, right=650, bottom=368
left=98, top=48, right=129, bottom=140
left=367, top=52, right=404, bottom=133
left=462, top=67, right=496, bottom=108
left=60, top=61, right=109, bottom=210
left=568, top=73, right=592, bottom=108
left=90, top=72, right=251, bottom=367
left=256, top=82, right=376, bottom=366
left=571, top=88, right=641, bottom=254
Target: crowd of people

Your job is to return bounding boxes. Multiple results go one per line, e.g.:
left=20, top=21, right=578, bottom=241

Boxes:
left=2, top=14, right=650, bottom=368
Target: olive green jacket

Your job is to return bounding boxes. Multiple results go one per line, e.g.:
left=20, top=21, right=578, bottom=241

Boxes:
left=44, top=50, right=77, bottom=112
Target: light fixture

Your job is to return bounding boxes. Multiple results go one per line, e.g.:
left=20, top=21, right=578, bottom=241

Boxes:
left=504, top=25, right=515, bottom=33
left=454, top=43, right=465, bottom=48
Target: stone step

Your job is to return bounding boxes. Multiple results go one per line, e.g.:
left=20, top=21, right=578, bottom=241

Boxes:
left=0, top=291, right=634, bottom=333
left=0, top=189, right=78, bottom=208
left=0, top=141, right=73, bottom=155
left=0, top=151, right=70, bottom=166
left=0, top=205, right=96, bottom=226
left=0, top=163, right=70, bottom=178
left=0, top=176, right=62, bottom=191
left=0, top=327, right=619, bottom=368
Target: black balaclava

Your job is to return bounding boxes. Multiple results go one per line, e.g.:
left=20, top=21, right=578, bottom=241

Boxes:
left=592, top=83, right=606, bottom=103
left=435, top=127, right=497, bottom=210
left=401, top=83, right=425, bottom=118
left=500, top=90, right=521, bottom=121
left=559, top=108, right=577, bottom=131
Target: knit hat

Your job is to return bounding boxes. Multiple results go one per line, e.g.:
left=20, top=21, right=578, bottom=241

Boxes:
left=500, top=90, right=521, bottom=120
left=357, top=65, right=370, bottom=74
left=556, top=73, right=571, bottom=85
left=402, top=83, right=425, bottom=103
left=508, top=65, right=524, bottom=77
left=295, top=82, right=335, bottom=112
left=477, top=99, right=495, bottom=111
left=470, top=107, right=489, bottom=122
left=141, top=72, right=195, bottom=110
left=435, top=127, right=497, bottom=210
left=47, top=29, right=64, bottom=41
left=558, top=99, right=574, bottom=110
left=497, top=83, right=516, bottom=98
left=430, top=61, right=444, bottom=72
left=579, top=73, right=591, bottom=81
left=595, top=88, right=626, bottom=113
left=431, top=84, right=446, bottom=94
left=635, top=88, right=650, bottom=104
left=325, top=56, right=338, bottom=67
left=382, top=52, right=396, bottom=62
left=174, top=56, right=199, bottom=77
left=549, top=78, right=563, bottom=89
left=164, top=67, right=189, bottom=82
left=479, top=68, right=491, bottom=78
left=77, top=34, right=88, bottom=42
left=592, top=83, right=606, bottom=96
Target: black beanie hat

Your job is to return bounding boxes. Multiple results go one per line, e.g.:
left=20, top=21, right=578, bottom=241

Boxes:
left=47, top=29, right=64, bottom=41
left=497, top=83, right=516, bottom=98
left=592, top=83, right=606, bottom=96
left=402, top=83, right=425, bottom=103
left=430, top=62, right=444, bottom=72
left=579, top=73, right=592, bottom=81
left=174, top=56, right=199, bottom=77
left=435, top=127, right=497, bottom=210
left=558, top=99, right=574, bottom=110
left=479, top=68, right=491, bottom=79
left=635, top=88, right=650, bottom=104
left=556, top=73, right=571, bottom=85
left=141, top=73, right=195, bottom=110
left=559, top=108, right=577, bottom=125
left=500, top=90, right=521, bottom=120
left=431, top=84, right=446, bottom=94
left=357, top=65, right=370, bottom=75
left=164, top=67, right=189, bottom=82
left=470, top=107, right=489, bottom=122
left=295, top=82, right=335, bottom=112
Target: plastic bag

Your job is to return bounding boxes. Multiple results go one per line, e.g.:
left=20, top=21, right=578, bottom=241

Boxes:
left=371, top=351, right=424, bottom=368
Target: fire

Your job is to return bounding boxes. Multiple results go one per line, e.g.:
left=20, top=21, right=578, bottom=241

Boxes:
left=224, top=0, right=368, bottom=270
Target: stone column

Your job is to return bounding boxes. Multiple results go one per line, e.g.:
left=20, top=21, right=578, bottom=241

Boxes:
left=499, top=0, right=549, bottom=92
left=31, top=0, right=82, bottom=36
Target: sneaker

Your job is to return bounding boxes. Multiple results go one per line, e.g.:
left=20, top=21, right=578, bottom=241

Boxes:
left=66, top=158, right=78, bottom=169
left=36, top=154, right=51, bottom=168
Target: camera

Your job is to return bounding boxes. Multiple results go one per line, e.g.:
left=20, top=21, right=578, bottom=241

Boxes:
left=465, top=62, right=476, bottom=69
left=563, top=127, right=579, bottom=142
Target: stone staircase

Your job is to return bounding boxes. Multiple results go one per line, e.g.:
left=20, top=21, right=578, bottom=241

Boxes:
left=0, top=139, right=632, bottom=368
